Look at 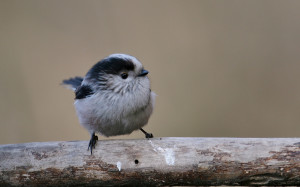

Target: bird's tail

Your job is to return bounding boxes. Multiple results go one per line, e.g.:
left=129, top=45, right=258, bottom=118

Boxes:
left=61, top=76, right=83, bottom=91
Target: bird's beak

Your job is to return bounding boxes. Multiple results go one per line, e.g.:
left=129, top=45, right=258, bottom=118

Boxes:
left=138, top=69, right=149, bottom=77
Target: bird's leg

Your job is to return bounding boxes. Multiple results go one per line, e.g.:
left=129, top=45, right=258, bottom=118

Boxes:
left=140, top=128, right=153, bottom=138
left=88, top=132, right=98, bottom=155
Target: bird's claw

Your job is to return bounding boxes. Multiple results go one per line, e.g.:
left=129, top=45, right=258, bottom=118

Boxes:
left=88, top=134, right=98, bottom=155
left=140, top=128, right=154, bottom=139
left=145, top=132, right=153, bottom=139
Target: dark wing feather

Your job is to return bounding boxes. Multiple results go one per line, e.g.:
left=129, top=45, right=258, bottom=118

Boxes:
left=75, top=85, right=94, bottom=99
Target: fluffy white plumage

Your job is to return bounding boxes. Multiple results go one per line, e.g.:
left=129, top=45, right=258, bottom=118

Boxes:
left=62, top=54, right=155, bottom=153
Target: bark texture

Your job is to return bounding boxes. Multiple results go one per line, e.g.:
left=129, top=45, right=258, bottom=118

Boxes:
left=0, top=137, right=299, bottom=186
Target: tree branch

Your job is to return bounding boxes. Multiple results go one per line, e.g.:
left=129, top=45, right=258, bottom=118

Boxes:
left=0, top=137, right=299, bottom=186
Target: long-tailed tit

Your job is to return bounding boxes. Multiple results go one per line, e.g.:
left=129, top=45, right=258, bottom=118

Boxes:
left=62, top=54, right=155, bottom=154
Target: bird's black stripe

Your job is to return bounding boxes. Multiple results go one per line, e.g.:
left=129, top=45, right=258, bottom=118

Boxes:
left=86, top=56, right=135, bottom=82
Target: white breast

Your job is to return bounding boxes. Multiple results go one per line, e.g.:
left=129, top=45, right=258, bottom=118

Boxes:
left=74, top=86, right=155, bottom=137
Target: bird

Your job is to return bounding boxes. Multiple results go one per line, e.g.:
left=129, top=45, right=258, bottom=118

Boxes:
left=62, top=54, right=155, bottom=154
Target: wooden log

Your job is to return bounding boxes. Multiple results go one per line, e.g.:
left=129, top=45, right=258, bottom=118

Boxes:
left=0, top=137, right=299, bottom=186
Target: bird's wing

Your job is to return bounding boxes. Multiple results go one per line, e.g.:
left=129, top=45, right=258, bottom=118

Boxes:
left=75, top=85, right=94, bottom=99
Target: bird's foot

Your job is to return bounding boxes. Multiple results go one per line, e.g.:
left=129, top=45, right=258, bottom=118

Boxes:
left=140, top=128, right=154, bottom=139
left=88, top=133, right=98, bottom=155
left=145, top=133, right=153, bottom=138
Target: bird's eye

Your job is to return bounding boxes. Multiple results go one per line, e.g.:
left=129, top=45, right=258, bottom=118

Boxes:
left=121, top=72, right=128, bottom=79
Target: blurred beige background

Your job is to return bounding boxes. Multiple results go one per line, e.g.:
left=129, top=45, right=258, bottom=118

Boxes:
left=1, top=0, right=300, bottom=144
